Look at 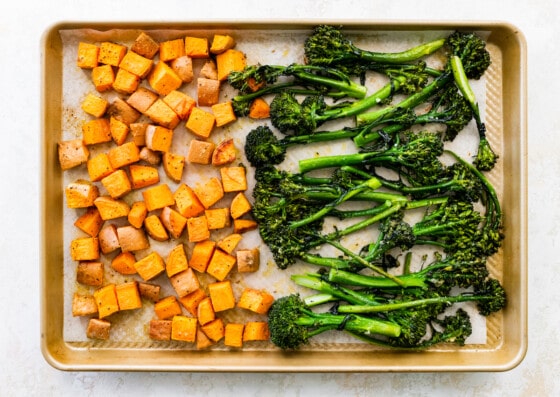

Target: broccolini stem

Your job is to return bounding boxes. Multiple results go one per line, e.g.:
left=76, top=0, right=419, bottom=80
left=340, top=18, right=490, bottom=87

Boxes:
left=354, top=38, right=446, bottom=64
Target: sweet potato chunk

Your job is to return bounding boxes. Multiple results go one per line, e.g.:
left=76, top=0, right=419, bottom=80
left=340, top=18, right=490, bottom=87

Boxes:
left=166, top=243, right=188, bottom=277
left=160, top=206, right=188, bottom=239
left=111, top=251, right=137, bottom=275
left=93, top=284, right=119, bottom=319
left=206, top=249, right=236, bottom=281
left=70, top=237, right=100, bottom=261
left=116, top=225, right=150, bottom=252
left=193, top=177, right=224, bottom=209
left=207, top=280, right=235, bottom=312
left=173, top=183, right=205, bottom=218
left=72, top=293, right=98, bottom=317
left=133, top=251, right=165, bottom=281
left=169, top=267, right=200, bottom=298
left=58, top=139, right=90, bottom=170
left=187, top=139, right=215, bottom=165
left=154, top=295, right=183, bottom=320
left=237, top=288, right=274, bottom=314
left=200, top=318, right=225, bottom=342
left=171, top=315, right=197, bottom=343
left=211, top=138, right=236, bottom=166
left=189, top=240, right=216, bottom=273
left=76, top=261, right=104, bottom=286
left=224, top=323, right=244, bottom=348
left=86, top=318, right=111, bottom=340
left=142, top=183, right=175, bottom=211
left=236, top=248, right=260, bottom=273
left=162, top=152, right=185, bottom=183
left=65, top=179, right=99, bottom=208
left=149, top=319, right=172, bottom=341
left=115, top=281, right=142, bottom=311
left=74, top=207, right=104, bottom=237
left=243, top=322, right=270, bottom=342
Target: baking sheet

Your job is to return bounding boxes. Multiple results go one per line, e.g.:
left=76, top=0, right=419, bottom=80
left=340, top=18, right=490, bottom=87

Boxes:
left=41, top=21, right=527, bottom=372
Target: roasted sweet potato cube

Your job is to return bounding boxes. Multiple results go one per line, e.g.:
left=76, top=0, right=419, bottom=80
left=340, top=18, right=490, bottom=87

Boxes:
left=237, top=288, right=274, bottom=314
left=186, top=215, right=210, bottom=243
left=236, top=248, right=260, bottom=273
left=154, top=295, right=183, bottom=320
left=107, top=141, right=140, bottom=169
left=171, top=315, right=197, bottom=343
left=220, top=166, right=247, bottom=192
left=116, top=225, right=150, bottom=252
left=145, top=99, right=180, bottom=130
left=207, top=280, right=235, bottom=312
left=110, top=251, right=137, bottom=275
left=127, top=201, right=147, bottom=229
left=142, top=183, right=175, bottom=211
left=217, top=233, right=242, bottom=255
left=197, top=77, right=220, bottom=107
left=86, top=318, right=111, bottom=340
left=130, top=122, right=149, bottom=146
left=145, top=124, right=174, bottom=152
left=194, top=177, right=224, bottom=208
left=101, top=169, right=132, bottom=199
left=159, top=38, right=185, bottom=62
left=199, top=59, right=218, bottom=80
left=166, top=243, right=188, bottom=277
left=134, top=251, right=165, bottom=281
left=212, top=102, right=237, bottom=128
left=184, top=36, right=209, bottom=58
left=70, top=237, right=100, bottom=261
left=186, top=107, right=215, bottom=139
left=187, top=139, right=215, bottom=165
left=249, top=97, right=270, bottom=119
left=77, top=42, right=99, bottom=69
left=233, top=218, right=258, bottom=234
left=139, top=147, right=161, bottom=165
left=211, top=138, right=236, bottom=166
left=144, top=214, right=169, bottom=242
left=112, top=68, right=140, bottom=94
left=87, top=152, right=114, bottom=182
left=93, top=284, right=119, bottom=319
left=98, top=224, right=120, bottom=254
left=205, top=208, right=230, bottom=230
left=74, top=207, right=104, bottom=237
left=149, top=319, right=172, bottom=340
left=72, top=293, right=98, bottom=317
left=160, top=206, right=188, bottom=239
left=196, top=327, right=214, bottom=350
left=163, top=90, right=196, bottom=120
left=119, top=50, right=153, bottom=78
left=169, top=267, right=200, bottom=298
left=94, top=196, right=130, bottom=220
left=179, top=289, right=207, bottom=316
left=200, top=318, right=225, bottom=342
left=107, top=97, right=141, bottom=125
left=148, top=61, right=183, bottom=96
left=197, top=297, right=215, bottom=325
left=242, top=321, right=270, bottom=342
left=76, top=261, right=104, bottom=286
left=82, top=118, right=111, bottom=145
left=98, top=42, right=126, bottom=66
left=216, top=49, right=246, bottom=81
left=206, top=249, right=236, bottom=281
left=174, top=183, right=205, bottom=218
left=129, top=164, right=160, bottom=189
left=58, top=139, right=90, bottom=171
left=65, top=179, right=99, bottom=208
left=189, top=240, right=216, bottom=273
left=115, top=281, right=142, bottom=311
left=224, top=323, right=244, bottom=348
left=162, top=152, right=185, bottom=182
left=138, top=282, right=160, bottom=302
left=170, top=55, right=194, bottom=84
left=91, top=64, right=115, bottom=92
left=131, top=32, right=159, bottom=59
left=230, top=192, right=252, bottom=219
left=126, top=87, right=158, bottom=114
left=210, top=34, right=235, bottom=55
left=81, top=93, right=108, bottom=118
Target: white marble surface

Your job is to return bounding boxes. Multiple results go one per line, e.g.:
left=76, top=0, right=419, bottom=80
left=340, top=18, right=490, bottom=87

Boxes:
left=1, top=0, right=556, bottom=395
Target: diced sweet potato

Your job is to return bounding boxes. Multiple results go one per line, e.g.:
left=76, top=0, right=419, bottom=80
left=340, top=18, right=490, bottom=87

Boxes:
left=170, top=55, right=194, bottom=83
left=206, top=248, right=237, bottom=281
left=81, top=93, right=109, bottom=118
left=126, top=87, right=158, bottom=113
left=220, top=166, right=247, bottom=192
left=224, top=323, right=244, bottom=348
left=173, top=183, right=205, bottom=218
left=237, top=288, right=274, bottom=314
left=233, top=219, right=258, bottom=234
left=87, top=152, right=114, bottom=182
left=93, top=284, right=119, bottom=319
left=70, top=237, right=100, bottom=261
left=200, top=318, right=225, bottom=342
left=98, top=224, right=120, bottom=254
left=145, top=99, right=180, bottom=129
left=65, top=179, right=99, bottom=208
left=207, top=280, right=235, bottom=312
left=154, top=295, right=183, bottom=320
left=230, top=192, right=252, bottom=219
left=107, top=141, right=140, bottom=169
left=162, top=152, right=185, bottom=183
left=216, top=49, right=246, bottom=81
left=142, top=183, right=175, bottom=211
left=189, top=240, right=216, bottom=273
left=109, top=116, right=129, bottom=146
left=187, top=139, right=215, bottom=165
left=199, top=59, right=218, bottom=80
left=184, top=36, right=209, bottom=58
left=211, top=102, right=236, bottom=128
left=119, top=50, right=153, bottom=78
left=193, top=177, right=224, bottom=208
left=248, top=97, right=270, bottom=119
left=98, top=42, right=126, bottom=66
left=159, top=38, right=185, bottom=62
left=243, top=321, right=270, bottom=342
left=129, top=164, right=159, bottom=189
left=197, top=297, right=215, bottom=326
left=197, top=77, right=220, bottom=107
left=101, top=169, right=132, bottom=199
left=211, top=138, right=236, bottom=166
left=145, top=124, right=174, bottom=152
left=216, top=233, right=242, bottom=254
left=178, top=289, right=207, bottom=316
left=127, top=201, right=147, bottom=228
left=130, top=122, right=149, bottom=146
left=91, top=64, right=115, bottom=92
left=166, top=243, right=188, bottom=277
left=107, top=97, right=141, bottom=125
left=169, top=267, right=200, bottom=298
left=163, top=90, right=196, bottom=120
left=144, top=214, right=169, bottom=242
left=133, top=251, right=165, bottom=281
left=236, top=248, right=260, bottom=273
left=72, top=293, right=98, bottom=317
left=74, top=207, right=104, bottom=237
left=77, top=42, right=99, bottom=69
left=147, top=61, right=183, bottom=96
left=160, top=206, right=188, bottom=239
left=139, top=147, right=161, bottom=165
left=94, top=196, right=130, bottom=220
left=205, top=208, right=231, bottom=230
left=149, top=319, right=172, bottom=340
left=186, top=215, right=210, bottom=243
left=110, top=251, right=137, bottom=275
left=115, top=281, right=142, bottom=311
left=131, top=32, right=159, bottom=59
left=86, top=318, right=111, bottom=340
left=112, top=68, right=140, bottom=94
left=138, top=282, right=161, bottom=302
left=76, top=261, right=104, bottom=286
left=186, top=107, right=216, bottom=139
left=171, top=315, right=197, bottom=343
left=58, top=139, right=90, bottom=171
left=82, top=118, right=111, bottom=145
left=210, top=34, right=235, bottom=55
left=116, top=225, right=150, bottom=252
left=196, top=327, right=214, bottom=350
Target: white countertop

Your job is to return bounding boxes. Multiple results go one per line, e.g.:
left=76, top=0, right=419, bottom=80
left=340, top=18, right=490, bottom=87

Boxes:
left=1, top=0, right=556, bottom=395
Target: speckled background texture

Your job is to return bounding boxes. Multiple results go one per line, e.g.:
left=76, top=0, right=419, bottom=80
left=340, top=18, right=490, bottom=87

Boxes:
left=2, top=0, right=555, bottom=395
